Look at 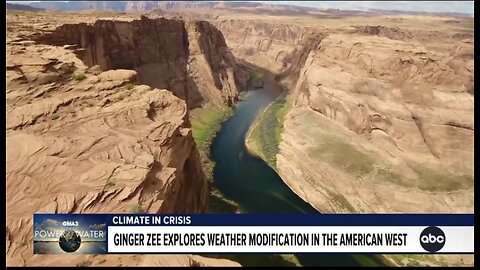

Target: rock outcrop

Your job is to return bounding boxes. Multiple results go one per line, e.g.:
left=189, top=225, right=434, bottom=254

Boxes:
left=6, top=11, right=237, bottom=267
left=33, top=16, right=247, bottom=108
left=208, top=11, right=474, bottom=267
left=213, top=20, right=324, bottom=86
left=211, top=13, right=474, bottom=215
left=277, top=30, right=474, bottom=213
left=353, top=25, right=414, bottom=41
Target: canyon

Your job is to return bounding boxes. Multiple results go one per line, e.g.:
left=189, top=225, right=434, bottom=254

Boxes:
left=6, top=3, right=474, bottom=267
left=32, top=15, right=247, bottom=108
left=6, top=10, right=242, bottom=267
left=205, top=7, right=474, bottom=267
left=205, top=8, right=474, bottom=214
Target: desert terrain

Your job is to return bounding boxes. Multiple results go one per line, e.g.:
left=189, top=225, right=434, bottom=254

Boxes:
left=6, top=8, right=244, bottom=267
left=6, top=1, right=473, bottom=267
left=173, top=3, right=474, bottom=215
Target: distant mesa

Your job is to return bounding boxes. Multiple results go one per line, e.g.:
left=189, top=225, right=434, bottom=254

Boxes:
left=6, top=3, right=44, bottom=11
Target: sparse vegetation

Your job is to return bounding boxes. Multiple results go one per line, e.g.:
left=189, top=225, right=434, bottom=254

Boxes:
left=190, top=104, right=232, bottom=181
left=306, top=122, right=473, bottom=192
left=309, top=135, right=376, bottom=178
left=411, top=165, right=473, bottom=192
left=237, top=90, right=248, bottom=101
left=63, top=106, right=76, bottom=116
left=83, top=100, right=94, bottom=107
left=386, top=254, right=463, bottom=267
left=50, top=113, right=60, bottom=120
left=126, top=82, right=135, bottom=90
left=73, top=73, right=86, bottom=81
left=76, top=260, right=92, bottom=267
left=190, top=104, right=242, bottom=215
left=246, top=91, right=290, bottom=169
left=247, top=70, right=264, bottom=89
left=116, top=94, right=125, bottom=102
left=131, top=203, right=145, bottom=213
left=105, top=179, right=115, bottom=187
left=209, top=189, right=242, bottom=213
left=326, top=189, right=356, bottom=212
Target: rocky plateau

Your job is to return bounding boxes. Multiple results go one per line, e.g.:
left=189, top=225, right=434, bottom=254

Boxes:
left=6, top=10, right=241, bottom=267
left=6, top=4, right=474, bottom=267
left=206, top=9, right=474, bottom=214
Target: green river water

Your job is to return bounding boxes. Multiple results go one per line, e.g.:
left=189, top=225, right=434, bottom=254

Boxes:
left=209, top=88, right=387, bottom=266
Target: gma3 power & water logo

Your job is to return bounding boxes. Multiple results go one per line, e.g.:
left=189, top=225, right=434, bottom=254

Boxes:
left=33, top=214, right=107, bottom=254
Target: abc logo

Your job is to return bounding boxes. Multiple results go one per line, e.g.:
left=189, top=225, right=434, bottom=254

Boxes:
left=420, top=226, right=445, bottom=252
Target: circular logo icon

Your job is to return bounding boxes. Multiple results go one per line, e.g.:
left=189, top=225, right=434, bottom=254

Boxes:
left=420, top=226, right=445, bottom=253
left=59, top=230, right=81, bottom=253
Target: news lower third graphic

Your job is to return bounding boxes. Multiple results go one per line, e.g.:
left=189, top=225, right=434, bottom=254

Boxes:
left=33, top=214, right=474, bottom=254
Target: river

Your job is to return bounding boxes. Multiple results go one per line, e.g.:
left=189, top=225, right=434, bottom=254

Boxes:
left=210, top=84, right=387, bottom=266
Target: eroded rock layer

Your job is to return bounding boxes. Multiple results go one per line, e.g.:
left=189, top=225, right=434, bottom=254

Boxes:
left=209, top=15, right=474, bottom=214
left=213, top=20, right=324, bottom=86
left=6, top=11, right=237, bottom=267
left=277, top=25, right=474, bottom=213
left=33, top=16, right=247, bottom=108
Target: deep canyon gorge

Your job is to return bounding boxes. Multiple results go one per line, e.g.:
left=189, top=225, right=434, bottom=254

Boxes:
left=6, top=2, right=473, bottom=267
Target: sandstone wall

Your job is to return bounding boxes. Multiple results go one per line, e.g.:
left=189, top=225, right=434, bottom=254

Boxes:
left=212, top=20, right=324, bottom=86
left=6, top=12, right=237, bottom=266
left=34, top=16, right=247, bottom=108
left=211, top=17, right=474, bottom=214
left=277, top=31, right=474, bottom=213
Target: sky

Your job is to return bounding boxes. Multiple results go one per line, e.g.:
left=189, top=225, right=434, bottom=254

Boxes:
left=8, top=1, right=475, bottom=15
left=257, top=1, right=474, bottom=15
